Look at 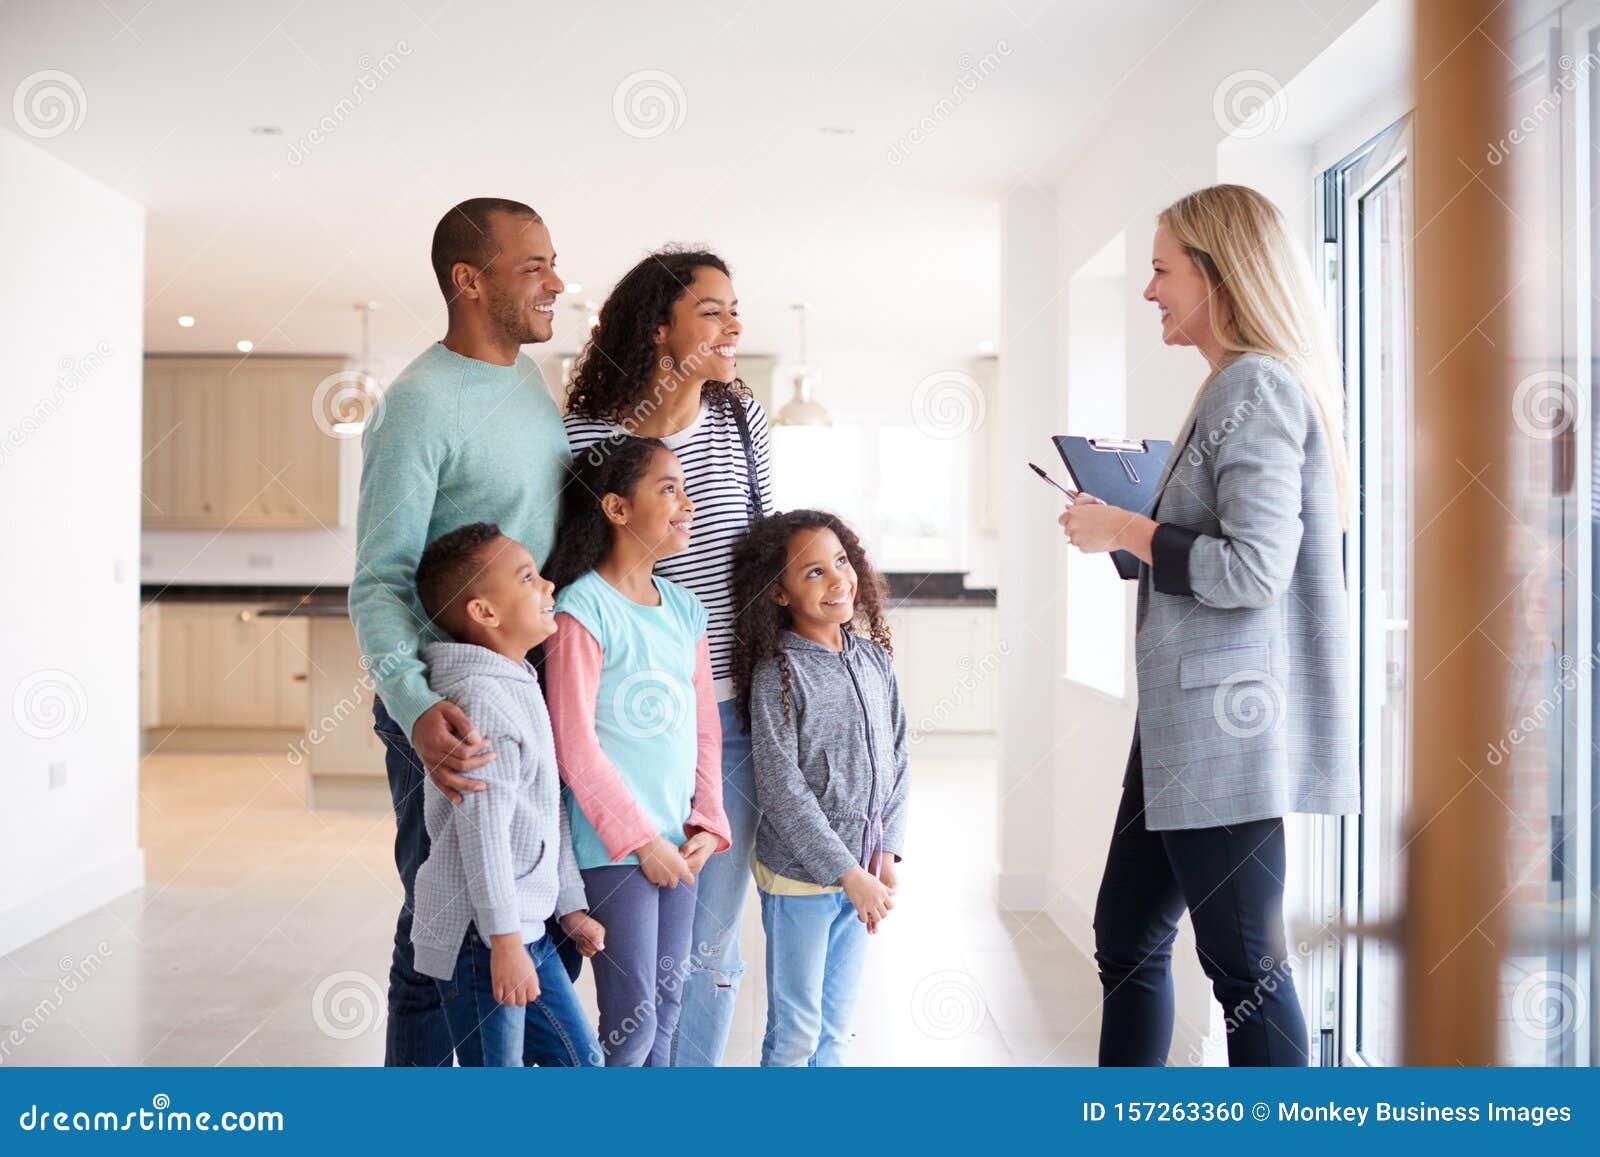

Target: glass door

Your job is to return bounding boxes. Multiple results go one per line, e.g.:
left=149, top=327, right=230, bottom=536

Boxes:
left=1323, top=117, right=1413, bottom=1067
left=1321, top=0, right=1596, bottom=1067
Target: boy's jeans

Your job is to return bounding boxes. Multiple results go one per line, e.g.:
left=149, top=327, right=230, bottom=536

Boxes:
left=759, top=889, right=869, bottom=1067
left=670, top=698, right=758, bottom=1066
left=436, top=930, right=602, bottom=1067
left=373, top=697, right=455, bottom=1068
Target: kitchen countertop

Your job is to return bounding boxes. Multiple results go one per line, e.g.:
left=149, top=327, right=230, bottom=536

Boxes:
left=141, top=584, right=350, bottom=618
left=143, top=577, right=998, bottom=614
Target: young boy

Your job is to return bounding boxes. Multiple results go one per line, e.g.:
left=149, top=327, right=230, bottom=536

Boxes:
left=409, top=521, right=606, bottom=1066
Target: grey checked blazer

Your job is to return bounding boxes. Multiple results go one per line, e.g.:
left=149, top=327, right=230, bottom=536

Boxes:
left=1131, top=352, right=1358, bottom=830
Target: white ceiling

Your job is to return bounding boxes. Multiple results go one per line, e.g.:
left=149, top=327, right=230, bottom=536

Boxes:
left=1, top=0, right=1191, bottom=379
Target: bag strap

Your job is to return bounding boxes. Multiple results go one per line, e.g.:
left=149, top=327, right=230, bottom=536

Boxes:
left=729, top=395, right=764, bottom=527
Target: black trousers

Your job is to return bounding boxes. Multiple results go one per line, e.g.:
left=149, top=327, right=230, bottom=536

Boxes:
left=1092, top=734, right=1309, bottom=1066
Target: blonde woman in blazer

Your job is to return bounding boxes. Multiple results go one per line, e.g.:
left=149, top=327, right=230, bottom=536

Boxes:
left=1060, top=185, right=1357, bottom=1066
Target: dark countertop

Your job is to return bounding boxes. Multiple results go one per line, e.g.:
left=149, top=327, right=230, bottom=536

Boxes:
left=141, top=584, right=350, bottom=618
left=144, top=575, right=997, bottom=614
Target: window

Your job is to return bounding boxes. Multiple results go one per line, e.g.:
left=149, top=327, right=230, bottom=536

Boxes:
left=770, top=421, right=967, bottom=571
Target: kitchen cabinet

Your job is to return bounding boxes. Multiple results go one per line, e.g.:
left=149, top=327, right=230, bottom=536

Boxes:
left=883, top=605, right=1000, bottom=737
left=155, top=602, right=215, bottom=727
left=143, top=359, right=225, bottom=523
left=150, top=602, right=309, bottom=729
left=304, top=615, right=391, bottom=809
left=139, top=603, right=161, bottom=729
left=143, top=355, right=344, bottom=529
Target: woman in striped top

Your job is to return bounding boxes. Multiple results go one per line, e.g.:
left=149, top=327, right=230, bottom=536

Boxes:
left=562, top=247, right=772, bottom=1067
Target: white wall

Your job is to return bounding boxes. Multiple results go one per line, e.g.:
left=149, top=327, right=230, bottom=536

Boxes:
left=0, top=129, right=145, bottom=955
left=996, top=0, right=1393, bottom=1061
left=997, top=183, right=1061, bottom=909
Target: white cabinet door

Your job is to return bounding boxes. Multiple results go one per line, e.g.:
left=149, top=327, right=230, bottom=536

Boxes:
left=211, top=605, right=280, bottom=728
left=883, top=605, right=919, bottom=723
left=306, top=616, right=389, bottom=777
left=273, top=617, right=312, bottom=728
left=156, top=603, right=214, bottom=726
left=139, top=603, right=161, bottom=729
left=275, top=360, right=342, bottom=526
left=894, top=606, right=1000, bottom=736
left=144, top=356, right=343, bottom=529
left=142, top=362, right=177, bottom=522
left=169, top=363, right=225, bottom=523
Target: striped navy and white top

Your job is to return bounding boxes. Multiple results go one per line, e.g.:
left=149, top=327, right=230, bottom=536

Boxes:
left=563, top=394, right=774, bottom=701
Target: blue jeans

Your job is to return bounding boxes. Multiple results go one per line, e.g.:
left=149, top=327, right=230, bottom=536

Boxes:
left=759, top=888, right=869, bottom=1067
left=373, top=697, right=456, bottom=1068
left=435, top=930, right=602, bottom=1067
left=670, top=697, right=758, bottom=1066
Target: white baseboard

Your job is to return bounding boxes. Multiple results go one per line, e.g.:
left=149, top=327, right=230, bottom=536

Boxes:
left=0, top=848, right=145, bottom=959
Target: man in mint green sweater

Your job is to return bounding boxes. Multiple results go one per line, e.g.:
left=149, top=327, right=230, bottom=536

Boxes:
left=349, top=197, right=569, bottom=1066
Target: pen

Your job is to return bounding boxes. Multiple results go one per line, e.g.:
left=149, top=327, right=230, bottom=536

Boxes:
left=1029, top=461, right=1078, bottom=505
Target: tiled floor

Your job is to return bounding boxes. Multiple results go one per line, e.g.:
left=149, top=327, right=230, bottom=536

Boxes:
left=0, top=746, right=1102, bottom=1066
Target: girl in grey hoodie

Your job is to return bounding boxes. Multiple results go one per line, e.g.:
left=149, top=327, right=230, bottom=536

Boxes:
left=731, top=509, right=910, bottom=1066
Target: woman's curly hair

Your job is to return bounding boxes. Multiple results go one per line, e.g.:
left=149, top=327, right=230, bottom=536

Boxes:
left=565, top=247, right=750, bottom=424
left=729, top=509, right=892, bottom=731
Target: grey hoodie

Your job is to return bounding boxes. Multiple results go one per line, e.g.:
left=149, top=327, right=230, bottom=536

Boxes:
left=748, top=628, right=910, bottom=887
left=410, top=641, right=586, bottom=982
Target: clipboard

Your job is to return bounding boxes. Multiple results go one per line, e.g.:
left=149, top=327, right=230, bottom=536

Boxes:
left=1052, top=435, right=1172, bottom=580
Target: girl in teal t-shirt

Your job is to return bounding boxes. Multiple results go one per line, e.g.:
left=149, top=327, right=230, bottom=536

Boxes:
left=543, top=435, right=731, bottom=1066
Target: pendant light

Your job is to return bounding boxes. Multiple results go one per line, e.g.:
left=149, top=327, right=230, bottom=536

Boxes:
left=773, top=302, right=832, bottom=426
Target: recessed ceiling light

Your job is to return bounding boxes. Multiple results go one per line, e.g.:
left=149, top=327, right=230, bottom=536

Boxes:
left=236, top=339, right=254, bottom=353
left=977, top=339, right=996, bottom=354
left=250, top=125, right=282, bottom=136
left=565, top=281, right=584, bottom=294
left=177, top=315, right=195, bottom=328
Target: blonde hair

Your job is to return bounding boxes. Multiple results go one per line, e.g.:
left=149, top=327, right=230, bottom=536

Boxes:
left=1159, top=184, right=1350, bottom=528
